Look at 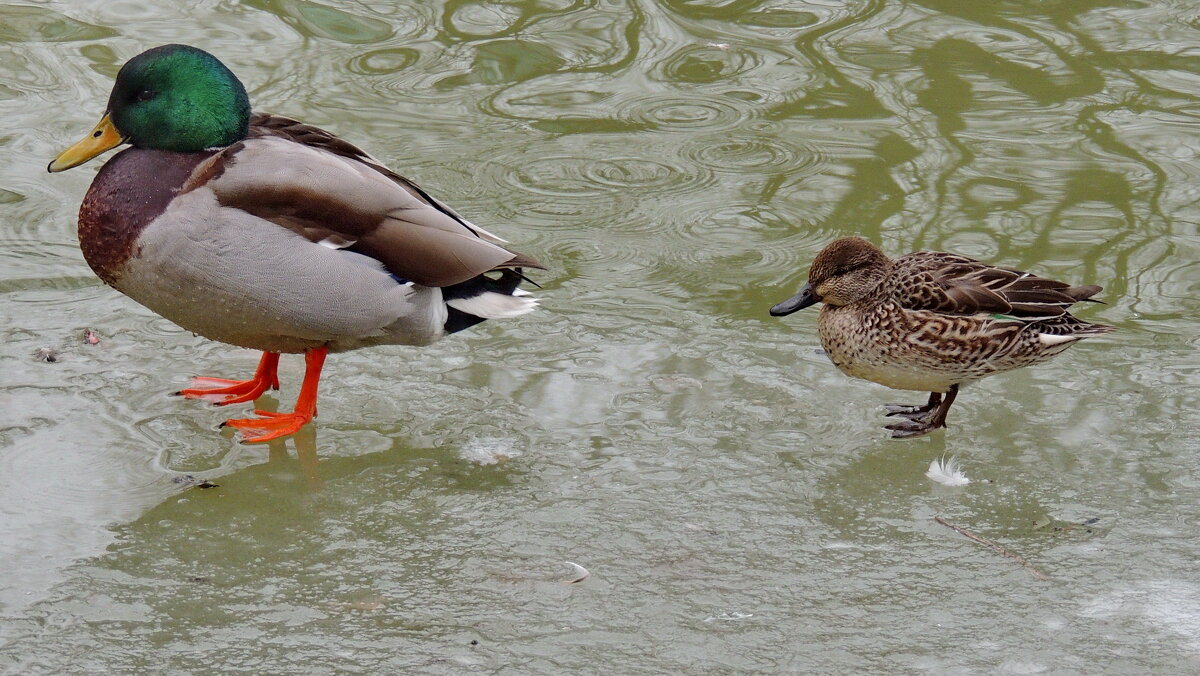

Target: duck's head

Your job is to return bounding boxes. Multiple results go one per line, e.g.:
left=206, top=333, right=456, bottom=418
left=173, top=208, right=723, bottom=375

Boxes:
left=49, top=44, right=250, bottom=172
left=770, top=237, right=891, bottom=316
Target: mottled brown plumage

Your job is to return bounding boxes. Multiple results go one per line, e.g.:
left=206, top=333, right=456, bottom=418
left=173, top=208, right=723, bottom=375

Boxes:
left=771, top=237, right=1114, bottom=438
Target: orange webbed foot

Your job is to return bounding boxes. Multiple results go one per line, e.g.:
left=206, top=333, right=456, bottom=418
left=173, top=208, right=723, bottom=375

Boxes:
left=176, top=352, right=281, bottom=405
left=223, top=410, right=314, bottom=443
left=178, top=376, right=271, bottom=405
left=222, top=347, right=327, bottom=444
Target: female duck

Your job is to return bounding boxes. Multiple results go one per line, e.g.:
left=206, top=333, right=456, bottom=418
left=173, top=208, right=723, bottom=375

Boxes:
left=771, top=237, right=1113, bottom=438
left=50, top=44, right=543, bottom=443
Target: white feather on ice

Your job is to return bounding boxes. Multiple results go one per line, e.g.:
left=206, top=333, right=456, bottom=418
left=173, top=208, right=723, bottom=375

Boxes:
left=926, top=456, right=971, bottom=486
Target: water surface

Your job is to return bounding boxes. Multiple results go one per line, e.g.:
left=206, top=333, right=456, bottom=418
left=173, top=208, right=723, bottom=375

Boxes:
left=2, top=0, right=1199, bottom=672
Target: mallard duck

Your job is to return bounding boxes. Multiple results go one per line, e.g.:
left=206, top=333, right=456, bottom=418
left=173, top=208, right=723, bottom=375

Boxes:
left=770, top=237, right=1114, bottom=438
left=49, top=44, right=543, bottom=443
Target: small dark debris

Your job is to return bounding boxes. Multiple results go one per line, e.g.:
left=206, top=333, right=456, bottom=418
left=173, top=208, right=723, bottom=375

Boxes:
left=172, top=475, right=218, bottom=488
left=189, top=576, right=210, bottom=583
left=469, top=640, right=479, bottom=646
left=33, top=347, right=59, bottom=363
left=1083, top=518, right=1100, bottom=525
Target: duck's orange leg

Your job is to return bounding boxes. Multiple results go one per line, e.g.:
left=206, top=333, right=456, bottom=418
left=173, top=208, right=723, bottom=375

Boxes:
left=176, top=352, right=281, bottom=405
left=223, top=347, right=327, bottom=443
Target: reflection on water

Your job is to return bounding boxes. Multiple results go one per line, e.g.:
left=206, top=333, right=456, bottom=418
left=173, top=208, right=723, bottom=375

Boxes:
left=2, top=0, right=1200, bottom=671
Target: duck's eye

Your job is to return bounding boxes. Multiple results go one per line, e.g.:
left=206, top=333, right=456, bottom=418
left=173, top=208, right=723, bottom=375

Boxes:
left=134, top=89, right=156, bottom=102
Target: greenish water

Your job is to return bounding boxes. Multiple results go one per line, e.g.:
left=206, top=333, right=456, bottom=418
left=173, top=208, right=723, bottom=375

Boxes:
left=2, top=0, right=1199, bottom=672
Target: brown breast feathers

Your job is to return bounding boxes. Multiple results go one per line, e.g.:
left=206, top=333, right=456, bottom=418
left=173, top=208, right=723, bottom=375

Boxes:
left=78, top=148, right=216, bottom=285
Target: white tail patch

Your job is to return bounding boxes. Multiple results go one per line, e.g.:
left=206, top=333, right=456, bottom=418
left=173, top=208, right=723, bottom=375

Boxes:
left=926, top=456, right=971, bottom=486
left=318, top=234, right=356, bottom=249
left=447, top=292, right=538, bottom=318
left=1038, top=333, right=1079, bottom=346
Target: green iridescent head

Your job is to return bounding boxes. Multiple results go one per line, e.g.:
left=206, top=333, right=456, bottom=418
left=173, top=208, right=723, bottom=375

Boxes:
left=109, top=44, right=250, bottom=150
left=50, top=44, right=250, bottom=172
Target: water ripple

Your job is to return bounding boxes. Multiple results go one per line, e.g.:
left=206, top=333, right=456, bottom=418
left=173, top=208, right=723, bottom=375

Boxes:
left=470, top=141, right=706, bottom=230
left=584, top=156, right=712, bottom=192
left=347, top=47, right=421, bottom=76
left=619, top=93, right=755, bottom=133
left=681, top=132, right=824, bottom=175
left=0, top=6, right=116, bottom=42
left=484, top=75, right=758, bottom=133
left=654, top=43, right=762, bottom=84
left=243, top=0, right=395, bottom=44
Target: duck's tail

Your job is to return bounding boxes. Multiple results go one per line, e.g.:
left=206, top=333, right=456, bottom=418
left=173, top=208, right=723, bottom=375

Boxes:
left=1033, top=314, right=1116, bottom=348
left=442, top=268, right=539, bottom=334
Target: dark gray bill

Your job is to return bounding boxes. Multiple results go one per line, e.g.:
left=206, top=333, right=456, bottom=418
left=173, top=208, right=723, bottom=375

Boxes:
left=770, top=283, right=819, bottom=316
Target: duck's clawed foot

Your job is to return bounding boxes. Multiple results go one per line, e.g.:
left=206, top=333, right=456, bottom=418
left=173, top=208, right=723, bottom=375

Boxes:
left=222, top=410, right=313, bottom=443
left=885, top=416, right=944, bottom=439
left=175, top=352, right=281, bottom=405
left=883, top=404, right=935, bottom=420
left=883, top=392, right=943, bottom=420
left=882, top=387, right=958, bottom=440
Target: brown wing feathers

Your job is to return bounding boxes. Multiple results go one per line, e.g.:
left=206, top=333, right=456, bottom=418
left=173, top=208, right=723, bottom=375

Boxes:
left=209, top=113, right=543, bottom=287
left=247, top=113, right=488, bottom=240
left=900, top=254, right=1102, bottom=317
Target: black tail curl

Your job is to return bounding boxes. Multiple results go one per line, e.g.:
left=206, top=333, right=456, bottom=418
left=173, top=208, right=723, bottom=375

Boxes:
left=442, top=268, right=528, bottom=334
